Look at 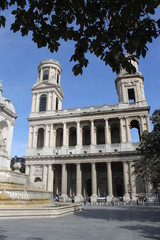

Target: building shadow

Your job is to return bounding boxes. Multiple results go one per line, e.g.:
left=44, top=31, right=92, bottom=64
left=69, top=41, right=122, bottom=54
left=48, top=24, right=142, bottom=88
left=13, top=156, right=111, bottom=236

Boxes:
left=74, top=206, right=160, bottom=223
left=120, top=224, right=160, bottom=240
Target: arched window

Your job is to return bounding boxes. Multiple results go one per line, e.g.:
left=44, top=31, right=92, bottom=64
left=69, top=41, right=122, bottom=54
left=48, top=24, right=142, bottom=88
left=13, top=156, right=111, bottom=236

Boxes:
left=34, top=177, right=42, bottom=182
left=56, top=97, right=59, bottom=110
left=39, top=94, right=47, bottom=112
left=83, top=126, right=91, bottom=145
left=111, top=124, right=120, bottom=143
left=69, top=127, right=77, bottom=146
left=96, top=124, right=105, bottom=144
left=130, top=120, right=140, bottom=142
left=37, top=128, right=44, bottom=148
left=56, top=128, right=63, bottom=147
left=43, top=69, right=49, bottom=81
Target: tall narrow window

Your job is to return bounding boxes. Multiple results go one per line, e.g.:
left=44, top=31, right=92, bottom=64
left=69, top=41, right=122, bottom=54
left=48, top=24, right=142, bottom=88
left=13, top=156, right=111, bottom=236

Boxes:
left=57, top=72, right=59, bottom=84
left=39, top=94, right=47, bottom=112
left=56, top=97, right=58, bottom=110
left=128, top=89, right=135, bottom=103
left=111, top=124, right=120, bottom=143
left=96, top=124, right=105, bottom=144
left=83, top=126, right=91, bottom=145
left=43, top=69, right=49, bottom=81
left=37, top=128, right=44, bottom=148
left=69, top=127, right=77, bottom=146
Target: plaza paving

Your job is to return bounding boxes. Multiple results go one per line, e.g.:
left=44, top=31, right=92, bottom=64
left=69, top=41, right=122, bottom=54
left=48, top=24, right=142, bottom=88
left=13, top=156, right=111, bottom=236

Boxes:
left=0, top=205, right=160, bottom=240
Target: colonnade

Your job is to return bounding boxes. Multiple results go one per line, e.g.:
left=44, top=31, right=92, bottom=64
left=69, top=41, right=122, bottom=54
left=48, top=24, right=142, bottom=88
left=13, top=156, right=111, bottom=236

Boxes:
left=26, top=161, right=137, bottom=202
left=27, top=115, right=150, bottom=149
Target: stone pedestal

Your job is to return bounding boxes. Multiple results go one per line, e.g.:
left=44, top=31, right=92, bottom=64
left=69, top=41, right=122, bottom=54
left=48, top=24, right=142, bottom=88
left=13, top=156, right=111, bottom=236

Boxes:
left=123, top=193, right=130, bottom=202
left=0, top=154, right=10, bottom=171
left=91, top=194, right=97, bottom=204
left=74, top=194, right=84, bottom=203
left=106, top=195, right=113, bottom=202
left=59, top=194, right=69, bottom=202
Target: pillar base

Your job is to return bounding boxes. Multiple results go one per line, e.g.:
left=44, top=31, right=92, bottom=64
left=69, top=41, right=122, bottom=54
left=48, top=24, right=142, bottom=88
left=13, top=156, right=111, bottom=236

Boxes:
left=123, top=193, right=130, bottom=202
left=91, top=194, right=98, bottom=204
left=106, top=195, right=113, bottom=202
left=59, top=194, right=69, bottom=202
left=74, top=194, right=84, bottom=203
left=131, top=193, right=137, bottom=201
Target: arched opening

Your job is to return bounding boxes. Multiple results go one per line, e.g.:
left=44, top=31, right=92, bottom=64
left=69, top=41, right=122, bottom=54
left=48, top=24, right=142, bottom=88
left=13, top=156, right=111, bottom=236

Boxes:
left=37, top=128, right=44, bottom=148
left=56, top=128, right=63, bottom=147
left=69, top=127, right=77, bottom=146
left=39, top=94, right=47, bottom=112
left=96, top=124, right=105, bottom=144
left=56, top=97, right=59, bottom=110
left=82, top=126, right=91, bottom=145
left=43, top=69, right=49, bottom=80
left=111, top=124, right=120, bottom=143
left=34, top=177, right=42, bottom=182
left=130, top=120, right=140, bottom=142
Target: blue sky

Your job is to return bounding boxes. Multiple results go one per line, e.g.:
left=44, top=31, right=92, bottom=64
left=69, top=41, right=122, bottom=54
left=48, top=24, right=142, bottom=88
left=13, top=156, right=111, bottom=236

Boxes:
left=0, top=14, right=160, bottom=157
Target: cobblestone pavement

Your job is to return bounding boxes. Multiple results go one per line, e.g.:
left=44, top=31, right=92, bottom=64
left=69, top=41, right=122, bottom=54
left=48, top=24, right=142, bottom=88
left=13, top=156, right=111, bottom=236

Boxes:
left=0, top=205, right=160, bottom=240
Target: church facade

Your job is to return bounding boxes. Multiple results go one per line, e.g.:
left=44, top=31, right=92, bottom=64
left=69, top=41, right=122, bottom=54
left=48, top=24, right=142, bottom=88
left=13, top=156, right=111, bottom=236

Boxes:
left=25, top=58, right=150, bottom=203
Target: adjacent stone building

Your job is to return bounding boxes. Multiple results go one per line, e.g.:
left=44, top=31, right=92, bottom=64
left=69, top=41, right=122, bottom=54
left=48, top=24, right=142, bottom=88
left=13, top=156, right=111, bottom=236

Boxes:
left=0, top=82, right=17, bottom=170
left=25, top=57, right=150, bottom=203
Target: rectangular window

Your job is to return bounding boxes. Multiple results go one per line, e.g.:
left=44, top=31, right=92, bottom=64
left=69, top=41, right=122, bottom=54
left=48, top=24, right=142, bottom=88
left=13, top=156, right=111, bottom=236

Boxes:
left=128, top=89, right=135, bottom=103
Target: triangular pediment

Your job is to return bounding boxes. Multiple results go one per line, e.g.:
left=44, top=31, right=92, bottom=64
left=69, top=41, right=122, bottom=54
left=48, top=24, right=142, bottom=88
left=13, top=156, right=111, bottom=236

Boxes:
left=32, top=81, right=64, bottom=98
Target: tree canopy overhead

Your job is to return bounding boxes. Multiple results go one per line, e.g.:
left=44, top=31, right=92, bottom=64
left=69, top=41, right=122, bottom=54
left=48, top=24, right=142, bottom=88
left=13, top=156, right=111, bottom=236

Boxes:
left=0, top=0, right=160, bottom=75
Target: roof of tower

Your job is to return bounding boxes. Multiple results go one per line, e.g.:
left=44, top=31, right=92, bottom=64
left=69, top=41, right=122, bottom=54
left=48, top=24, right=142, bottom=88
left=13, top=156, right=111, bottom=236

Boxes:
left=38, top=59, right=62, bottom=72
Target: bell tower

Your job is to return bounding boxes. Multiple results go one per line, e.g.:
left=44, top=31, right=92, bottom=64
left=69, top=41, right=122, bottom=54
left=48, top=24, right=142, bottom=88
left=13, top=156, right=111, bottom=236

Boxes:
left=31, top=59, right=64, bottom=113
left=115, top=55, right=147, bottom=107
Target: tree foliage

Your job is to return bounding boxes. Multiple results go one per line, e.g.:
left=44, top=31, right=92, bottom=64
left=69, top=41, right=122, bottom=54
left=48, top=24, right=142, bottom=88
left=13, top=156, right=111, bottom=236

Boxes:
left=0, top=0, right=160, bottom=75
left=134, top=110, right=160, bottom=190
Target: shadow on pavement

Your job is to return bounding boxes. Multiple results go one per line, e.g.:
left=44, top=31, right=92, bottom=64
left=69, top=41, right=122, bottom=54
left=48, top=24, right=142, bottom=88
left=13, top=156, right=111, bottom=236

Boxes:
left=0, top=229, right=7, bottom=240
left=120, top=224, right=160, bottom=240
left=74, top=206, right=160, bottom=223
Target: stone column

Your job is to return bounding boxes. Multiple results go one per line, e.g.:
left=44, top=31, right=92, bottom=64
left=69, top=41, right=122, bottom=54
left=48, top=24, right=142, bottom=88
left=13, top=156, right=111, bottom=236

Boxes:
left=105, top=118, right=109, bottom=144
left=120, top=118, right=125, bottom=143
left=60, top=164, right=68, bottom=201
left=50, top=124, right=53, bottom=147
left=75, top=163, right=83, bottom=202
left=33, top=126, right=37, bottom=148
left=36, top=94, right=40, bottom=112
left=76, top=121, right=81, bottom=145
left=91, top=120, right=95, bottom=145
left=125, top=118, right=131, bottom=142
left=44, top=125, right=49, bottom=147
left=91, top=163, right=97, bottom=203
left=47, top=164, right=54, bottom=192
left=25, top=165, right=30, bottom=175
left=43, top=165, right=48, bottom=190
left=146, top=115, right=151, bottom=132
left=129, top=162, right=137, bottom=200
left=63, top=122, right=67, bottom=147
left=107, top=162, right=113, bottom=202
left=140, top=116, right=144, bottom=133
left=123, top=161, right=130, bottom=201
left=54, top=166, right=59, bottom=195
left=28, top=125, right=33, bottom=148
left=47, top=92, right=50, bottom=111
left=31, top=93, right=36, bottom=112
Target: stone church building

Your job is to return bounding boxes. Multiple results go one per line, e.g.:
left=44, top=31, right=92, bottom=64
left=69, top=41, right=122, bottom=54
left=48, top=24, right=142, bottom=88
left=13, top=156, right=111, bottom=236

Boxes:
left=25, top=57, right=150, bottom=203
